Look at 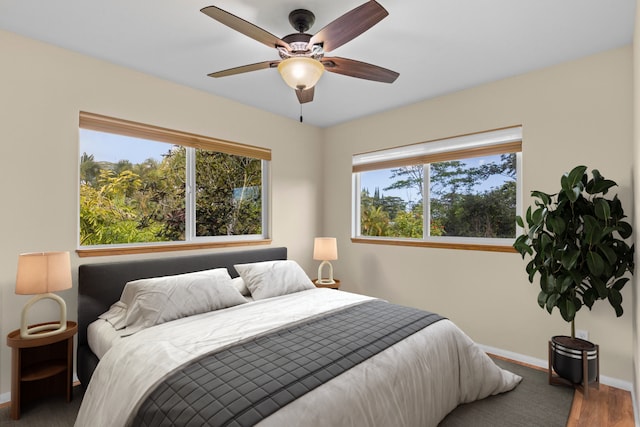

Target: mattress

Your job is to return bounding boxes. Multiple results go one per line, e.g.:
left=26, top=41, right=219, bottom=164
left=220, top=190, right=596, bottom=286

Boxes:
left=87, top=318, right=122, bottom=360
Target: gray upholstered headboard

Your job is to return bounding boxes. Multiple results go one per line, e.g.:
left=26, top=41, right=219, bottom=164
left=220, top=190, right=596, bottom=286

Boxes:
left=77, top=247, right=287, bottom=387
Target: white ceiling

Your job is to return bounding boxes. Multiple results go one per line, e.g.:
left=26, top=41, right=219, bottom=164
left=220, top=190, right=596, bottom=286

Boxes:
left=0, top=0, right=635, bottom=127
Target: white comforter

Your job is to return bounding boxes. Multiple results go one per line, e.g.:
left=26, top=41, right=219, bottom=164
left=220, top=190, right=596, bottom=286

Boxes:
left=75, top=289, right=520, bottom=427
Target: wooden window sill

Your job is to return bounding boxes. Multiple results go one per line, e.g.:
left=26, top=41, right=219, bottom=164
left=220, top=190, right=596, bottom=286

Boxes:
left=76, top=239, right=272, bottom=258
left=351, top=237, right=516, bottom=253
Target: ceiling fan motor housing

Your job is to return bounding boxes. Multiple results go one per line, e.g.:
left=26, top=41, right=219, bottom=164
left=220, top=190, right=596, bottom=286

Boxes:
left=288, top=9, right=315, bottom=33
left=279, top=33, right=324, bottom=61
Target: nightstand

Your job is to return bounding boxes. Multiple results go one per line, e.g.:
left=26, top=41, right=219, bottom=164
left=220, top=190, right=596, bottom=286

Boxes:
left=313, top=279, right=341, bottom=290
left=6, top=321, right=77, bottom=420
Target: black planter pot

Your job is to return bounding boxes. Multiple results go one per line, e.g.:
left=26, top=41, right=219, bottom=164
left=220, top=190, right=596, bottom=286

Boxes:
left=551, top=335, right=598, bottom=384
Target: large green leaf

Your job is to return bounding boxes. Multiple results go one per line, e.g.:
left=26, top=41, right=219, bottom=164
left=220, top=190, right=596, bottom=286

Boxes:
left=594, top=198, right=611, bottom=220
left=597, top=244, right=617, bottom=265
left=574, top=297, right=583, bottom=313
left=567, top=165, right=587, bottom=186
left=558, top=296, right=577, bottom=322
left=588, top=176, right=617, bottom=195
left=601, top=226, right=617, bottom=238
left=531, top=190, right=552, bottom=206
left=531, top=207, right=547, bottom=226
left=609, top=195, right=624, bottom=217
left=586, top=251, right=605, bottom=277
left=561, top=166, right=586, bottom=203
left=608, top=288, right=624, bottom=317
left=562, top=183, right=581, bottom=203
left=513, top=235, right=532, bottom=258
left=546, top=293, right=559, bottom=314
left=590, top=276, right=608, bottom=298
left=612, top=277, right=630, bottom=291
left=614, top=304, right=624, bottom=317
left=528, top=223, right=541, bottom=239
left=540, top=274, right=555, bottom=293
left=561, top=249, right=580, bottom=270
left=537, top=290, right=548, bottom=308
left=547, top=216, right=566, bottom=235
left=608, top=288, right=622, bottom=306
left=617, top=221, right=633, bottom=239
left=540, top=233, right=552, bottom=254
left=557, top=275, right=573, bottom=294
left=526, top=260, right=538, bottom=283
left=569, top=269, right=583, bottom=285
left=583, top=289, right=597, bottom=308
left=525, top=205, right=533, bottom=226
left=583, top=215, right=602, bottom=246
left=515, top=215, right=524, bottom=228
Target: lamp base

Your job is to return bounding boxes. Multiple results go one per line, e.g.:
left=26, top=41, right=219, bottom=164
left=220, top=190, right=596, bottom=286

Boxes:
left=20, top=293, right=68, bottom=339
left=317, top=260, right=335, bottom=285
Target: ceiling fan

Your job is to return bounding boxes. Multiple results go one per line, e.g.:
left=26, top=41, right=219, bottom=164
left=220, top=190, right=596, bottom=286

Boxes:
left=201, top=1, right=399, bottom=105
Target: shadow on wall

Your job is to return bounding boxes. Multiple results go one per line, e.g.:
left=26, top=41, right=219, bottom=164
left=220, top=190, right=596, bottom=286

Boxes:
left=359, top=252, right=389, bottom=297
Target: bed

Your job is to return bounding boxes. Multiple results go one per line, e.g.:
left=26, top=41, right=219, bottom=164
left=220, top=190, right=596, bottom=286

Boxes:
left=75, top=247, right=520, bottom=427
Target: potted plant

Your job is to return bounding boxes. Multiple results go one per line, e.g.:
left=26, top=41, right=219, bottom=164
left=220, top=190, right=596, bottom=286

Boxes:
left=513, top=165, right=634, bottom=384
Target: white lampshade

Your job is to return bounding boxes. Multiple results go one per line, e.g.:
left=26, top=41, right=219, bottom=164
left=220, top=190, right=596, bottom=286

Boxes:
left=313, top=237, right=338, bottom=261
left=277, top=57, right=325, bottom=90
left=16, top=251, right=72, bottom=295
left=15, top=251, right=72, bottom=339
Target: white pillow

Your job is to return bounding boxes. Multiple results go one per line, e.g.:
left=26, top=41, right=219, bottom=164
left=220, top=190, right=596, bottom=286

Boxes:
left=231, top=276, right=250, bottom=296
left=99, top=301, right=127, bottom=330
left=101, top=268, right=246, bottom=336
left=234, top=260, right=315, bottom=300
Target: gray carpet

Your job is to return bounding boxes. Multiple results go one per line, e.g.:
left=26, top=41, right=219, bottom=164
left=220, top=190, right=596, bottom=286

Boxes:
left=0, top=358, right=573, bottom=427
left=0, top=386, right=84, bottom=427
left=439, top=358, right=575, bottom=426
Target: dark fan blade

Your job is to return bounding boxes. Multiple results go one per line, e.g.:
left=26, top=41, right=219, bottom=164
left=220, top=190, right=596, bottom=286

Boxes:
left=208, top=60, right=280, bottom=78
left=309, top=1, right=388, bottom=53
left=296, top=87, right=315, bottom=104
left=321, top=57, right=399, bottom=83
left=201, top=6, right=290, bottom=50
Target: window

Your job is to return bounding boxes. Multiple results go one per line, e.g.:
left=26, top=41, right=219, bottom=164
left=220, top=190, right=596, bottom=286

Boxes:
left=78, top=112, right=270, bottom=255
left=352, top=126, right=522, bottom=251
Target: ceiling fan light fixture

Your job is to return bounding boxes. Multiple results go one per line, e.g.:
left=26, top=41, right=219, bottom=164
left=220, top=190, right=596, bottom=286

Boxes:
left=277, top=57, right=324, bottom=90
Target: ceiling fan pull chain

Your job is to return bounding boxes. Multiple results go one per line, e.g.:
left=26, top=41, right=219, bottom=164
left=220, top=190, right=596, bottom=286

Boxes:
left=300, top=104, right=303, bottom=123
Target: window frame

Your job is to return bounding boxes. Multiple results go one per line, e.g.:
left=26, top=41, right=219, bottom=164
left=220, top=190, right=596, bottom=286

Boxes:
left=77, top=112, right=271, bottom=257
left=351, top=126, right=522, bottom=252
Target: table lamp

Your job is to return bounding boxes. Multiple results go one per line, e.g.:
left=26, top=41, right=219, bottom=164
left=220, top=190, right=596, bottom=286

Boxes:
left=15, top=251, right=72, bottom=339
left=313, top=237, right=338, bottom=285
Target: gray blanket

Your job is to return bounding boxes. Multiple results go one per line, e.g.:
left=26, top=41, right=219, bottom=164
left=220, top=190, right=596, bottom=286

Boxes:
left=132, top=300, right=444, bottom=427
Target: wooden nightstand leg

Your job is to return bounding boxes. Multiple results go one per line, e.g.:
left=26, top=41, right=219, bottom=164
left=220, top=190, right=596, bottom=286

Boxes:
left=10, top=347, right=21, bottom=420
left=66, top=336, right=73, bottom=402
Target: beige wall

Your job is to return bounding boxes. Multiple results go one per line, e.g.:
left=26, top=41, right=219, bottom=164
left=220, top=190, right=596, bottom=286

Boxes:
left=0, top=29, right=636, bottom=399
left=0, top=30, right=324, bottom=397
left=323, top=46, right=635, bottom=383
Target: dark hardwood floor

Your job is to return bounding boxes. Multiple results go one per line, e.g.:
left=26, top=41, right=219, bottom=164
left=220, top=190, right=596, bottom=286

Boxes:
left=568, top=383, right=635, bottom=427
